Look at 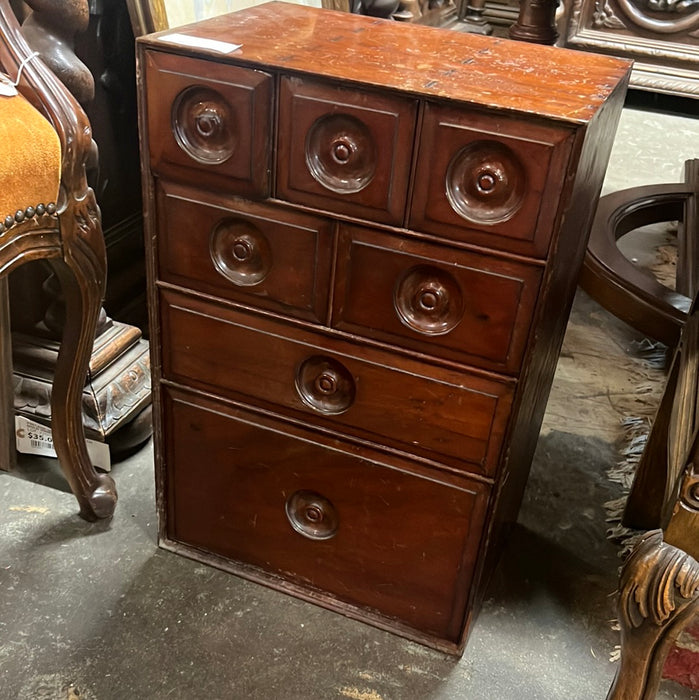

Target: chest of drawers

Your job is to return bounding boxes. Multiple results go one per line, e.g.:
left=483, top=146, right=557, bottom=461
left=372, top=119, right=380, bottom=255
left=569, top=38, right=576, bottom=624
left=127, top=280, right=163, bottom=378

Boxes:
left=137, top=2, right=631, bottom=653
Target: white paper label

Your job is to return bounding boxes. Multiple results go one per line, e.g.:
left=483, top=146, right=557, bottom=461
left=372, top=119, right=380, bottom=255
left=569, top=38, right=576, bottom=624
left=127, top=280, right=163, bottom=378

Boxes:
left=0, top=75, right=18, bottom=97
left=15, top=415, right=111, bottom=472
left=156, top=32, right=241, bottom=54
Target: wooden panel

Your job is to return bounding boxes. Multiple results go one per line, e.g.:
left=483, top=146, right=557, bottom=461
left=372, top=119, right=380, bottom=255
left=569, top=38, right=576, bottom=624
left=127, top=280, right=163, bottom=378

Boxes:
left=164, top=388, right=490, bottom=642
left=277, top=76, right=417, bottom=225
left=410, top=103, right=575, bottom=258
left=159, top=289, right=513, bottom=476
left=143, top=2, right=632, bottom=125
left=332, top=224, right=542, bottom=374
left=156, top=181, right=334, bottom=323
left=144, top=51, right=272, bottom=198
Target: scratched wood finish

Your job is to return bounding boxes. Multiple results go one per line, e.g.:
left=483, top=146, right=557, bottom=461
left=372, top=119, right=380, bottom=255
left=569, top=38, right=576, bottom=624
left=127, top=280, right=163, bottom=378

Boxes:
left=165, top=387, right=490, bottom=641
left=150, top=1, right=629, bottom=124
left=137, top=2, right=631, bottom=653
left=159, top=288, right=513, bottom=475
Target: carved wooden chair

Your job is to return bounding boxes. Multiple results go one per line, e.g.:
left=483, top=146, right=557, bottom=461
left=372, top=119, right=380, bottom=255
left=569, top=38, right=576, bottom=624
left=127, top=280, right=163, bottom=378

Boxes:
left=589, top=162, right=699, bottom=698
left=606, top=298, right=699, bottom=699
left=0, top=0, right=116, bottom=520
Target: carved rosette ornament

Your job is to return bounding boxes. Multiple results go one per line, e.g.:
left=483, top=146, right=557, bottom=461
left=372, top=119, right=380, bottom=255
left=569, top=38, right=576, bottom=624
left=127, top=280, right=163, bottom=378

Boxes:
left=173, top=86, right=237, bottom=164
left=305, top=113, right=377, bottom=194
left=445, top=141, right=525, bottom=225
left=210, top=218, right=272, bottom=287
left=285, top=489, right=339, bottom=541
left=608, top=530, right=699, bottom=699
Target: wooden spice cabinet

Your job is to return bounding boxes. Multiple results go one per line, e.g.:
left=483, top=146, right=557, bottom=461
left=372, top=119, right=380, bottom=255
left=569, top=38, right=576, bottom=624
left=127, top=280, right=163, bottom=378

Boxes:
left=137, top=2, right=631, bottom=653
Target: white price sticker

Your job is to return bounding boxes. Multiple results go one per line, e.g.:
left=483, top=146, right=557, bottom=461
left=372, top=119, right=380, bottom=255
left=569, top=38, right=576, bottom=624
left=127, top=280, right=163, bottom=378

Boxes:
left=156, top=32, right=241, bottom=54
left=0, top=74, right=18, bottom=97
left=15, top=415, right=111, bottom=472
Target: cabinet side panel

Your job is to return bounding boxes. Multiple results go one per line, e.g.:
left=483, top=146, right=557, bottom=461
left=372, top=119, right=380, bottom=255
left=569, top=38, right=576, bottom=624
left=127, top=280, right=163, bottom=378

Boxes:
left=474, top=76, right=631, bottom=608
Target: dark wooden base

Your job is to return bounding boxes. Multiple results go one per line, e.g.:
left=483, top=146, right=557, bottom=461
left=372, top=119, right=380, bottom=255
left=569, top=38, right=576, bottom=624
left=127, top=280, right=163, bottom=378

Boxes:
left=508, top=0, right=558, bottom=44
left=11, top=319, right=151, bottom=451
left=159, top=535, right=469, bottom=656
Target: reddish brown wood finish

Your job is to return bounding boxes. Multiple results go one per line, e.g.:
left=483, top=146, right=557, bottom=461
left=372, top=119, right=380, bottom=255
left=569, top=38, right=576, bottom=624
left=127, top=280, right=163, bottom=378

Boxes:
left=144, top=51, right=273, bottom=199
left=410, top=103, right=575, bottom=258
left=149, top=2, right=630, bottom=124
left=332, top=224, right=542, bottom=374
left=137, top=2, right=631, bottom=653
left=165, top=387, right=489, bottom=642
left=277, top=76, right=417, bottom=225
left=160, top=288, right=513, bottom=475
left=156, top=181, right=335, bottom=323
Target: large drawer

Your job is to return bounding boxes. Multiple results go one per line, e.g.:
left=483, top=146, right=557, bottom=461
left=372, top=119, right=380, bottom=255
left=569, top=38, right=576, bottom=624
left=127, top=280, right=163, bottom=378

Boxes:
left=143, top=51, right=272, bottom=198
left=163, top=388, right=490, bottom=644
left=276, top=76, right=417, bottom=225
left=156, top=182, right=334, bottom=323
left=159, top=289, right=513, bottom=476
left=409, top=103, right=574, bottom=258
left=332, top=224, right=542, bottom=374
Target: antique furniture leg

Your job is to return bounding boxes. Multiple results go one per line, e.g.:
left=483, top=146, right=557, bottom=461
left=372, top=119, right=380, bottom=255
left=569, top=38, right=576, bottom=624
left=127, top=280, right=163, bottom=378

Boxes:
left=0, top=276, right=16, bottom=471
left=49, top=234, right=117, bottom=521
left=459, top=0, right=493, bottom=34
left=509, top=0, right=558, bottom=44
left=608, top=531, right=699, bottom=700
left=606, top=284, right=699, bottom=697
left=1, top=0, right=117, bottom=519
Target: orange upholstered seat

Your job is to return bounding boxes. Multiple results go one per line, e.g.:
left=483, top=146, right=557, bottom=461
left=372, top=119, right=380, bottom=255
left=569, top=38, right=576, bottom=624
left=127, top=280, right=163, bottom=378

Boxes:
left=0, top=83, right=60, bottom=224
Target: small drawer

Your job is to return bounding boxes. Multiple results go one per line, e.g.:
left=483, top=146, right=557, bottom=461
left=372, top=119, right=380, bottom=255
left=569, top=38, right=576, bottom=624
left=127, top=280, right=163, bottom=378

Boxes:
left=156, top=182, right=334, bottom=323
left=159, top=289, right=513, bottom=476
left=163, top=388, right=489, bottom=643
left=410, top=103, right=574, bottom=258
left=143, top=51, right=272, bottom=198
left=332, top=225, right=542, bottom=374
left=276, top=76, right=417, bottom=225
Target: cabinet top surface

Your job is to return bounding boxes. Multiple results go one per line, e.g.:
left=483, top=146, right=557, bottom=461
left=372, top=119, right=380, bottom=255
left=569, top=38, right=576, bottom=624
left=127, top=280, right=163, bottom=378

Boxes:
left=140, top=1, right=631, bottom=124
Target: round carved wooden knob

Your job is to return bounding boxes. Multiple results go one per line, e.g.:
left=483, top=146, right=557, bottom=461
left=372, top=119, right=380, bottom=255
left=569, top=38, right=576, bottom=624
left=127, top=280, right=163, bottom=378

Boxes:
left=314, top=371, right=338, bottom=395
left=446, top=140, right=525, bottom=224
left=295, top=356, right=355, bottom=415
left=305, top=113, right=376, bottom=194
left=286, top=490, right=339, bottom=540
left=394, top=265, right=464, bottom=336
left=331, top=138, right=354, bottom=164
left=194, top=108, right=224, bottom=137
left=172, top=86, right=236, bottom=164
left=210, top=218, right=271, bottom=286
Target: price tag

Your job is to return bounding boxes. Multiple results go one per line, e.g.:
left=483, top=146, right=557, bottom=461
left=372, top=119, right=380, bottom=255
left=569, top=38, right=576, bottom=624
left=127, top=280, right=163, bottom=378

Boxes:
left=15, top=415, right=111, bottom=472
left=156, top=32, right=241, bottom=54
left=0, top=74, right=18, bottom=97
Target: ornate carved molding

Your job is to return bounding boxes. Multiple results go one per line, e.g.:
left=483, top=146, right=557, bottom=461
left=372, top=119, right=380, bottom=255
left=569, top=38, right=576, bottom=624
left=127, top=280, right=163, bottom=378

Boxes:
left=619, top=531, right=699, bottom=630
left=564, top=0, right=699, bottom=97
left=592, top=0, right=625, bottom=28
left=13, top=333, right=150, bottom=439
left=608, top=530, right=699, bottom=699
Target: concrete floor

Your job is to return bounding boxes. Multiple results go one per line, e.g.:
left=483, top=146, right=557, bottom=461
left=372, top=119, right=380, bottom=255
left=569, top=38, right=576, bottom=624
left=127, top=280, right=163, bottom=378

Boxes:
left=2, top=103, right=699, bottom=699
